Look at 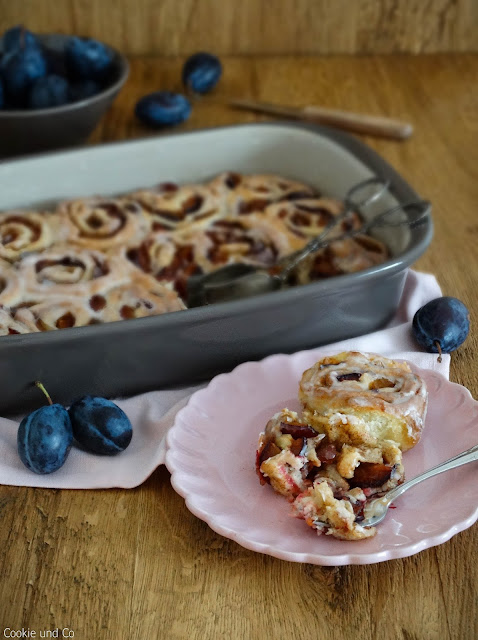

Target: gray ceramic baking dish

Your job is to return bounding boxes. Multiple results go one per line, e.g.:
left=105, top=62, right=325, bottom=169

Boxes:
left=0, top=122, right=433, bottom=414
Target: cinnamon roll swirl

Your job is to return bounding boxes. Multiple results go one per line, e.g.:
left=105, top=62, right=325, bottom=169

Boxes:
left=190, top=214, right=305, bottom=273
left=264, top=197, right=361, bottom=240
left=0, top=172, right=392, bottom=337
left=299, top=352, right=428, bottom=451
left=0, top=259, right=24, bottom=307
left=0, top=210, right=60, bottom=262
left=256, top=352, right=428, bottom=540
left=13, top=274, right=185, bottom=332
left=0, top=306, right=35, bottom=336
left=128, top=182, right=223, bottom=231
left=292, top=234, right=389, bottom=283
left=122, top=213, right=303, bottom=300
left=58, top=197, right=149, bottom=251
left=120, top=232, right=202, bottom=302
left=14, top=298, right=98, bottom=332
left=208, top=172, right=318, bottom=215
left=18, top=245, right=131, bottom=298
left=97, top=272, right=185, bottom=323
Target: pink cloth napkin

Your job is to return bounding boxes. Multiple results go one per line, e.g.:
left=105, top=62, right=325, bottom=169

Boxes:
left=0, top=269, right=450, bottom=489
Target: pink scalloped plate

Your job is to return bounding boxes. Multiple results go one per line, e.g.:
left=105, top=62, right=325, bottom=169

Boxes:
left=165, top=351, right=478, bottom=566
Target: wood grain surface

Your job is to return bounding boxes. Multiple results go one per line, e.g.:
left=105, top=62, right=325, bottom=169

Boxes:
left=0, top=0, right=477, bottom=55
left=0, top=53, right=477, bottom=639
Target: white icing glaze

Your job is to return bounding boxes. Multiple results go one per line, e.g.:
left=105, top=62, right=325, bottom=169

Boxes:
left=299, top=351, right=428, bottom=437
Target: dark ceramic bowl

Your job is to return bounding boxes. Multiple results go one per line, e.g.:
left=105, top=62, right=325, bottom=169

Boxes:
left=0, top=33, right=129, bottom=158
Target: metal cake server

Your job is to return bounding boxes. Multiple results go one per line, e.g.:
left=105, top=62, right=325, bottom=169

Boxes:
left=186, top=176, right=430, bottom=307
left=360, top=444, right=478, bottom=528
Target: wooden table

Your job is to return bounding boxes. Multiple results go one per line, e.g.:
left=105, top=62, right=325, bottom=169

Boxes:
left=1, top=54, right=477, bottom=639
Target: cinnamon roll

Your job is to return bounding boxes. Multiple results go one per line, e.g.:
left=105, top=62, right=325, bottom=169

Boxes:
left=0, top=210, right=60, bottom=262
left=291, top=234, right=389, bottom=283
left=255, top=408, right=404, bottom=540
left=0, top=173, right=392, bottom=337
left=291, top=481, right=376, bottom=540
left=256, top=352, right=428, bottom=540
left=0, top=305, right=35, bottom=336
left=299, top=352, right=428, bottom=451
left=208, top=172, right=318, bottom=215
left=289, top=432, right=404, bottom=540
left=120, top=232, right=203, bottom=301
left=264, top=197, right=362, bottom=240
left=58, top=197, right=150, bottom=251
left=256, top=408, right=326, bottom=499
left=17, top=245, right=131, bottom=298
left=128, top=182, right=223, bottom=231
left=190, top=214, right=305, bottom=273
left=122, top=214, right=304, bottom=300
left=13, top=273, right=184, bottom=331
left=14, top=298, right=99, bottom=332
left=96, top=272, right=186, bottom=323
left=0, top=259, right=24, bottom=307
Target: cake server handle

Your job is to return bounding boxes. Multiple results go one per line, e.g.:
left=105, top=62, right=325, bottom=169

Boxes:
left=229, top=99, right=413, bottom=141
left=301, top=105, right=413, bottom=140
left=361, top=443, right=478, bottom=528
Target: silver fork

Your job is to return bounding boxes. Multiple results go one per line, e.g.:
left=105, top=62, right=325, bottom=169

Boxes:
left=360, top=444, right=478, bottom=528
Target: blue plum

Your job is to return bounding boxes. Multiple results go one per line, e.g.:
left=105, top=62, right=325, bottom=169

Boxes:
left=44, top=48, right=68, bottom=78
left=0, top=50, right=16, bottom=74
left=69, top=79, right=101, bottom=102
left=29, top=74, right=69, bottom=109
left=3, top=45, right=47, bottom=106
left=3, top=25, right=40, bottom=53
left=17, top=404, right=73, bottom=474
left=65, top=36, right=114, bottom=81
left=412, top=296, right=470, bottom=354
left=182, top=52, right=222, bottom=94
left=69, top=396, right=133, bottom=455
left=135, top=91, right=191, bottom=127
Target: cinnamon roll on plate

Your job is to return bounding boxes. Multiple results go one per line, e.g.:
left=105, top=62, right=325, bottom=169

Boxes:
left=299, top=351, right=427, bottom=451
left=256, top=352, right=428, bottom=541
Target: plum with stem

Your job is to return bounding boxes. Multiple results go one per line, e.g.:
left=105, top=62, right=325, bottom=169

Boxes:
left=17, top=382, right=73, bottom=474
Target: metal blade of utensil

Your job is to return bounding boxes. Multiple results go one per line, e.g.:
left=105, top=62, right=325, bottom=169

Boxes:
left=186, top=199, right=430, bottom=307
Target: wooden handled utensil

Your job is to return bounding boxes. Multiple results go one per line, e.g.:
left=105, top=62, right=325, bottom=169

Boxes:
left=229, top=99, right=413, bottom=140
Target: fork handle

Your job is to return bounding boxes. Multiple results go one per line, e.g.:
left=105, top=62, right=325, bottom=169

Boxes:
left=301, top=106, right=413, bottom=140
left=385, top=444, right=478, bottom=504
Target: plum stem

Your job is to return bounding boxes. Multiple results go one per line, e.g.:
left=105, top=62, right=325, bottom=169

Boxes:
left=35, top=381, right=53, bottom=406
left=435, top=341, right=443, bottom=363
